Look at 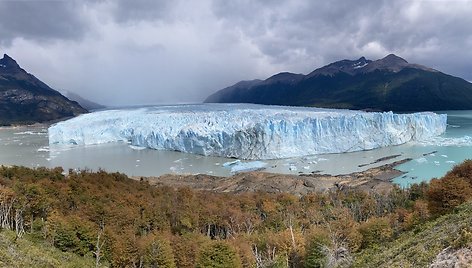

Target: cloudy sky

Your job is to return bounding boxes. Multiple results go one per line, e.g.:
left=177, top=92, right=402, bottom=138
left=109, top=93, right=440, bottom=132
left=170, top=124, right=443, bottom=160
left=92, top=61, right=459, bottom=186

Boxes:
left=1, top=0, right=471, bottom=106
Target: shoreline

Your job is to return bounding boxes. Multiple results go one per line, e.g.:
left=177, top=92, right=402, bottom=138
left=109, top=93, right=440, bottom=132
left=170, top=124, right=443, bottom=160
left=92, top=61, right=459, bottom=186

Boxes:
left=0, top=123, right=50, bottom=130
left=134, top=158, right=411, bottom=195
left=0, top=148, right=411, bottom=195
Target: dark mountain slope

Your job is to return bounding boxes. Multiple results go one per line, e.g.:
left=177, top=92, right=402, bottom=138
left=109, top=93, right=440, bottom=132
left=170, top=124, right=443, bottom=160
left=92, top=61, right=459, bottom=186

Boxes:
left=205, top=54, right=472, bottom=111
left=0, top=54, right=87, bottom=125
left=61, top=90, right=106, bottom=111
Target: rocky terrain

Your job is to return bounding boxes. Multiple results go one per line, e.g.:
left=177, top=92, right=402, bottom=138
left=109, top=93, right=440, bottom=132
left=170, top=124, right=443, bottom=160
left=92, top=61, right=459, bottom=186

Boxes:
left=137, top=159, right=410, bottom=195
left=205, top=54, right=472, bottom=111
left=0, top=54, right=87, bottom=125
left=430, top=247, right=472, bottom=268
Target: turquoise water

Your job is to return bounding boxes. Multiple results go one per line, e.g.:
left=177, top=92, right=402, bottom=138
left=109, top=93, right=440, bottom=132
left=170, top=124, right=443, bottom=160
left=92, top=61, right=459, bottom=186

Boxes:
left=0, top=110, right=470, bottom=182
left=392, top=110, right=472, bottom=187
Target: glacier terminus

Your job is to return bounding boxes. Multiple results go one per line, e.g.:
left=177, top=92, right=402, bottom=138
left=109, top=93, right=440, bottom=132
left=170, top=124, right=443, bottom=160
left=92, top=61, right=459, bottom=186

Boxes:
left=48, top=104, right=447, bottom=160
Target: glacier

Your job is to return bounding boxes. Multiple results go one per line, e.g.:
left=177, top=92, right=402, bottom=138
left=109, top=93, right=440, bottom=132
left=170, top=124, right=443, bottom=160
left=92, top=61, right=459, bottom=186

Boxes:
left=48, top=104, right=447, bottom=160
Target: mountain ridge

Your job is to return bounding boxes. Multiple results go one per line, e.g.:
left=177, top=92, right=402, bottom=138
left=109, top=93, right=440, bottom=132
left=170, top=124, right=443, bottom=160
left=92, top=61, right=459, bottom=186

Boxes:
left=0, top=54, right=87, bottom=125
left=205, top=54, right=472, bottom=111
left=60, top=90, right=106, bottom=111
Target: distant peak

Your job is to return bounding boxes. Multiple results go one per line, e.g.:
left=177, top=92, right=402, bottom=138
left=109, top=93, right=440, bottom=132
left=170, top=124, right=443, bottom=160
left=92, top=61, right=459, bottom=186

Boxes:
left=264, top=72, right=304, bottom=85
left=0, top=53, right=20, bottom=68
left=353, top=56, right=369, bottom=64
left=2, top=54, right=16, bottom=62
left=381, top=54, right=408, bottom=64
left=352, top=54, right=411, bottom=73
left=268, top=72, right=301, bottom=79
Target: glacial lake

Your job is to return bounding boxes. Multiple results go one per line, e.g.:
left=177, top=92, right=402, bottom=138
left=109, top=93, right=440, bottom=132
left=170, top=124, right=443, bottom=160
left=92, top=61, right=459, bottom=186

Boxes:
left=0, top=110, right=470, bottom=187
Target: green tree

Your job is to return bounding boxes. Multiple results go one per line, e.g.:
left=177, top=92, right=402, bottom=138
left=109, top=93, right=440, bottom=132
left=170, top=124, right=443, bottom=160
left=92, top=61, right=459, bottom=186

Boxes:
left=196, top=241, right=241, bottom=268
left=305, top=229, right=330, bottom=268
left=358, top=217, right=392, bottom=249
left=142, top=235, right=176, bottom=268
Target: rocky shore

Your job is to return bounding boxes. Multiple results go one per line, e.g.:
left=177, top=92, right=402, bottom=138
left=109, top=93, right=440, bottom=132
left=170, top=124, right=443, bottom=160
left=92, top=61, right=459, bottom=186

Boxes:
left=135, top=158, right=411, bottom=195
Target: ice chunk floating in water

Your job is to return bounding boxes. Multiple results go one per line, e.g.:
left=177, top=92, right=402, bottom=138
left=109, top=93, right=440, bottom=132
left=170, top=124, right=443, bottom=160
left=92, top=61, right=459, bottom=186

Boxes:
left=48, top=104, right=447, bottom=160
left=230, top=161, right=267, bottom=173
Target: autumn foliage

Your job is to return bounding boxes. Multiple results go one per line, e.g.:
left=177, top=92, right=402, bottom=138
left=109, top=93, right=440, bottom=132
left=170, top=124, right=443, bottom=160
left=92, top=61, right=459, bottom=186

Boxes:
left=0, top=160, right=471, bottom=267
left=426, top=160, right=472, bottom=215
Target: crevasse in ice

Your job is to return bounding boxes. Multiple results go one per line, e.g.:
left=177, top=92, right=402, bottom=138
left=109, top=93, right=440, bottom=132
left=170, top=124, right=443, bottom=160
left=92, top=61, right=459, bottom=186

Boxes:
left=48, top=104, right=447, bottom=160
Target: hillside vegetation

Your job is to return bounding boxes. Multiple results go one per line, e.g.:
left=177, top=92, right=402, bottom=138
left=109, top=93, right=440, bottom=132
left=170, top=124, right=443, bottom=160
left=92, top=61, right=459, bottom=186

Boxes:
left=0, top=230, right=100, bottom=267
left=0, top=160, right=471, bottom=267
left=353, top=201, right=472, bottom=267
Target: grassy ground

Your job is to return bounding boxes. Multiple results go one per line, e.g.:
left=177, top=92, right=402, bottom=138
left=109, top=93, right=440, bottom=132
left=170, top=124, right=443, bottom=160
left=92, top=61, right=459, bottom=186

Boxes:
left=353, top=202, right=472, bottom=267
left=0, top=230, right=104, bottom=268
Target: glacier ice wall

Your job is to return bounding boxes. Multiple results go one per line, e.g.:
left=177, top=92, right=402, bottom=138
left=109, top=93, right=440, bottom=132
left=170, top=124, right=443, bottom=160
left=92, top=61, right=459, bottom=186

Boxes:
left=48, top=104, right=447, bottom=160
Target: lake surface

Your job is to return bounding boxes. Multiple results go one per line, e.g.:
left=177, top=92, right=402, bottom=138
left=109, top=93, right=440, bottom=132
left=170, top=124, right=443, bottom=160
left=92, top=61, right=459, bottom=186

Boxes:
left=0, top=110, right=470, bottom=187
left=393, top=110, right=472, bottom=186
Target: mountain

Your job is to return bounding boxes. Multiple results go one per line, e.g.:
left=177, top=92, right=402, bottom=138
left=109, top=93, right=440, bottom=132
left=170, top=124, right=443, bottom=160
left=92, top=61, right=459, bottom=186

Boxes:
left=60, top=90, right=106, bottom=111
left=0, top=54, right=87, bottom=125
left=205, top=54, right=472, bottom=111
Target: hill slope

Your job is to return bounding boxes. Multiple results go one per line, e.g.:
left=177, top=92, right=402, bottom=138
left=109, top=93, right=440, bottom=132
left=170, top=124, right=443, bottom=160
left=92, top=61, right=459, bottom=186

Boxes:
left=61, top=90, right=106, bottom=111
left=0, top=230, right=101, bottom=267
left=205, top=54, right=472, bottom=111
left=0, top=54, right=87, bottom=125
left=1, top=162, right=472, bottom=267
left=354, top=201, right=472, bottom=267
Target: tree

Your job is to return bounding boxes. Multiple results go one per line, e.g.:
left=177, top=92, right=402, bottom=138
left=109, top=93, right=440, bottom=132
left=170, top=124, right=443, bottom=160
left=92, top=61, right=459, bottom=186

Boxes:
left=172, top=233, right=210, bottom=268
left=305, top=228, right=330, bottom=268
left=93, top=221, right=106, bottom=268
left=196, top=241, right=242, bottom=268
left=426, top=176, right=472, bottom=215
left=446, top=160, right=472, bottom=184
left=410, top=200, right=430, bottom=224
left=358, top=217, right=392, bottom=249
left=142, top=234, right=176, bottom=268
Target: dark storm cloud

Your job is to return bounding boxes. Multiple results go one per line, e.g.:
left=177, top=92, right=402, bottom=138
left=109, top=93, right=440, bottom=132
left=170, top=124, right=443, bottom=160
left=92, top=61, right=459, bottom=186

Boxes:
left=0, top=0, right=88, bottom=45
left=212, top=0, right=472, bottom=80
left=211, top=0, right=387, bottom=60
left=0, top=0, right=471, bottom=105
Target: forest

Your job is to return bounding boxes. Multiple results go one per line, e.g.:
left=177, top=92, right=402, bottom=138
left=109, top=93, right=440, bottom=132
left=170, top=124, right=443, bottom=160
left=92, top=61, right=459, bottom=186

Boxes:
left=0, top=160, right=472, bottom=267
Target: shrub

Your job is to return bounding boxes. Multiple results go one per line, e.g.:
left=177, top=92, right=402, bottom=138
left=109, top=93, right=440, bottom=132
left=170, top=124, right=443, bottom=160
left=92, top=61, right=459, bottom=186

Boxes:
left=446, top=159, right=472, bottom=184
left=426, top=176, right=472, bottom=215
left=358, top=217, right=392, bottom=249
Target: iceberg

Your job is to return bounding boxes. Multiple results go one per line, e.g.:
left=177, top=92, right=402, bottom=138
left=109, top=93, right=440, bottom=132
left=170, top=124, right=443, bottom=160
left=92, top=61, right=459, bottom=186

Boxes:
left=229, top=161, right=267, bottom=173
left=48, top=104, right=447, bottom=160
left=222, top=160, right=241, bottom=167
